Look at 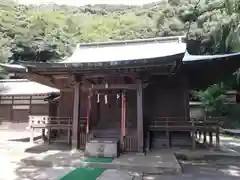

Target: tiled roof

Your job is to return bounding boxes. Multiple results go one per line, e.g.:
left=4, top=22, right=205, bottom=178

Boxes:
left=0, top=79, right=59, bottom=96
left=61, top=36, right=186, bottom=63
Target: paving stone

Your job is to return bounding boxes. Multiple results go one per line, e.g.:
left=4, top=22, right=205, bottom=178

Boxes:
left=97, top=169, right=134, bottom=180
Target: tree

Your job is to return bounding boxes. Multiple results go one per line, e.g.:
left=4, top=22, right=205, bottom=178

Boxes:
left=0, top=0, right=240, bottom=64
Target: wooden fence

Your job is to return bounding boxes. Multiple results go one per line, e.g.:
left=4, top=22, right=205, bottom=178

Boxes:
left=148, top=117, right=223, bottom=149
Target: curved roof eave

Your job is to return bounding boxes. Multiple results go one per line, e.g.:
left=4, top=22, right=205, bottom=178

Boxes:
left=0, top=63, right=26, bottom=72
left=183, top=51, right=240, bottom=63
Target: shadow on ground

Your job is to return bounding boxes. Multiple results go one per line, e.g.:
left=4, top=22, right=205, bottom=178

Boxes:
left=12, top=144, right=84, bottom=180
left=143, top=160, right=240, bottom=180
left=14, top=164, right=74, bottom=180
left=24, top=143, right=72, bottom=154
left=8, top=135, right=42, bottom=142
left=13, top=143, right=240, bottom=180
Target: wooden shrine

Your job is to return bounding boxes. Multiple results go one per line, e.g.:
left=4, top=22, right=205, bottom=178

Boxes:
left=1, top=36, right=240, bottom=155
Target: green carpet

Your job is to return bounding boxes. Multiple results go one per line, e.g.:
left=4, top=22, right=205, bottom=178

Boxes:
left=60, top=157, right=113, bottom=180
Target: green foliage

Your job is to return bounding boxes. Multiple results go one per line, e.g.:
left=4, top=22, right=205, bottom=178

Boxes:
left=223, top=104, right=240, bottom=128
left=0, top=0, right=240, bottom=63
left=191, top=83, right=229, bottom=114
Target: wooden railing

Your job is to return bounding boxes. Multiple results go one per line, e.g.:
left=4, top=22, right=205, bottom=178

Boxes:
left=29, top=116, right=72, bottom=144
left=148, top=117, right=223, bottom=149
left=79, top=117, right=87, bottom=149
left=123, top=135, right=138, bottom=152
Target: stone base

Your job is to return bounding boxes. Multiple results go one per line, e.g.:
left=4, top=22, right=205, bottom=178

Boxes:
left=83, top=151, right=182, bottom=174
left=85, top=138, right=120, bottom=158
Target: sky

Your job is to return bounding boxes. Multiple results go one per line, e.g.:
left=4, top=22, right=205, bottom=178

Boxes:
left=17, top=0, right=162, bottom=6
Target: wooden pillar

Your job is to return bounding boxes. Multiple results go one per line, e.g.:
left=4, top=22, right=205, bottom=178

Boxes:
left=166, top=118, right=170, bottom=148
left=137, top=80, right=144, bottom=153
left=192, top=119, right=196, bottom=149
left=121, top=91, right=126, bottom=148
left=86, top=89, right=92, bottom=137
left=72, top=82, right=80, bottom=149
left=183, top=75, right=190, bottom=120
left=203, top=116, right=207, bottom=144
left=216, top=126, right=220, bottom=149
left=209, top=132, right=213, bottom=145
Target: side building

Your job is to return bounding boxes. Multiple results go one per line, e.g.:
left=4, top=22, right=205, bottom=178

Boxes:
left=0, top=79, right=59, bottom=130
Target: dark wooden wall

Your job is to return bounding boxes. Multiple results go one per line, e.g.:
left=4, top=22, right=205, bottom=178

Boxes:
left=143, top=74, right=189, bottom=122
left=58, top=91, right=74, bottom=117
left=185, top=57, right=240, bottom=89
left=0, top=95, right=51, bottom=129
left=57, top=74, right=189, bottom=129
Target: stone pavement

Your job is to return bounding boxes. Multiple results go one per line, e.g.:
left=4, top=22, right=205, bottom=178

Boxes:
left=1, top=129, right=240, bottom=180
left=92, top=158, right=240, bottom=180
left=220, top=134, right=240, bottom=153
left=112, top=151, right=181, bottom=174
left=97, top=170, right=134, bottom=180
left=0, top=144, right=76, bottom=180
left=0, top=129, right=75, bottom=180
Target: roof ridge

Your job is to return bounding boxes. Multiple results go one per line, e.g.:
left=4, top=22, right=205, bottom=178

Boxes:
left=77, top=35, right=186, bottom=48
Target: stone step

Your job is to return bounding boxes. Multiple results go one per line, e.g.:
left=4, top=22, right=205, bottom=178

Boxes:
left=85, top=138, right=120, bottom=158
left=84, top=151, right=182, bottom=174
left=93, top=129, right=121, bottom=139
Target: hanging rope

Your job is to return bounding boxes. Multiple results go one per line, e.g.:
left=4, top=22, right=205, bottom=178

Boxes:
left=86, top=88, right=92, bottom=134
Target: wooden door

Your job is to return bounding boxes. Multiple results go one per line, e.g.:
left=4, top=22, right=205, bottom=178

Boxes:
left=99, top=94, right=121, bottom=129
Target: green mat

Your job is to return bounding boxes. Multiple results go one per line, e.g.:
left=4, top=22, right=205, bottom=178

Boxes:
left=60, top=157, right=113, bottom=180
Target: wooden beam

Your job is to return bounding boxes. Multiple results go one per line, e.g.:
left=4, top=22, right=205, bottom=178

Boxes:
left=26, top=73, right=56, bottom=89
left=52, top=74, right=69, bottom=79
left=85, top=78, right=96, bottom=85
left=137, top=80, right=144, bottom=153
left=81, top=83, right=148, bottom=91
left=72, top=82, right=81, bottom=149
left=16, top=72, right=74, bottom=91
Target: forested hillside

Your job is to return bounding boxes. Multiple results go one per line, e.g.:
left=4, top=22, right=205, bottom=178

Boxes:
left=0, top=0, right=240, bottom=63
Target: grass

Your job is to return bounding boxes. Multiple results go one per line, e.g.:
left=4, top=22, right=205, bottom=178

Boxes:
left=60, top=157, right=113, bottom=180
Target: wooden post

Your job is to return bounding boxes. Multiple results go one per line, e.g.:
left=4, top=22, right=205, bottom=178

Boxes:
left=137, top=80, right=144, bottom=153
left=146, top=131, right=150, bottom=152
left=48, top=127, right=51, bottom=144
left=72, top=82, right=80, bottom=149
left=67, top=117, right=71, bottom=145
left=166, top=118, right=170, bottom=148
left=47, top=116, right=51, bottom=144
left=203, top=116, right=207, bottom=144
left=30, top=127, right=34, bottom=144
left=209, top=132, right=213, bottom=145
left=216, top=122, right=220, bottom=149
left=86, top=89, right=92, bottom=136
left=192, top=119, right=196, bottom=149
left=121, top=91, right=126, bottom=149
left=199, top=131, right=202, bottom=141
